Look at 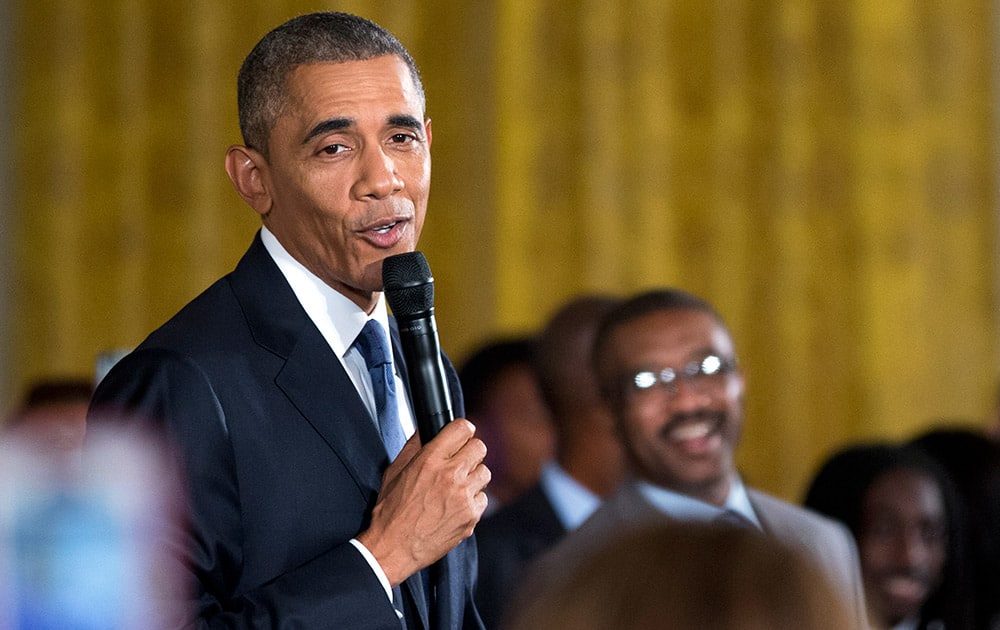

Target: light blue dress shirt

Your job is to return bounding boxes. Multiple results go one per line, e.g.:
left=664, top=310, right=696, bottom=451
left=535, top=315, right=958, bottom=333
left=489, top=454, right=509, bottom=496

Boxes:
left=635, top=476, right=763, bottom=531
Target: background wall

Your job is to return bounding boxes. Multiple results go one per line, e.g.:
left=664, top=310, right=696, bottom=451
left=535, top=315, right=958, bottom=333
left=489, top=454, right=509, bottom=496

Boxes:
left=6, top=0, right=998, bottom=501
left=1, top=0, right=13, bottom=413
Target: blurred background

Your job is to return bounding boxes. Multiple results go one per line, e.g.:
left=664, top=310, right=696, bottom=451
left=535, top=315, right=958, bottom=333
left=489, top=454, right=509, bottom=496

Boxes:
left=1, top=0, right=997, bottom=501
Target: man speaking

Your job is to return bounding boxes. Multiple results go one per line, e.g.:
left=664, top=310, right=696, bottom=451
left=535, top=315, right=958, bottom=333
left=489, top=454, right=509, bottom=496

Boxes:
left=89, top=12, right=489, bottom=629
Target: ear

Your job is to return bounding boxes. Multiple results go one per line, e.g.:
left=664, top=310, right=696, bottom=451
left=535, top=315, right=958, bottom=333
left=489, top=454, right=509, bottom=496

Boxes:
left=225, top=145, right=272, bottom=217
left=424, top=118, right=433, bottom=148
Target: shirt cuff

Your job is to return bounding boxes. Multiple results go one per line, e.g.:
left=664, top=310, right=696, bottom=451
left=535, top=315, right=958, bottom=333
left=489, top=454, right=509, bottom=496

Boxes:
left=349, top=538, right=401, bottom=618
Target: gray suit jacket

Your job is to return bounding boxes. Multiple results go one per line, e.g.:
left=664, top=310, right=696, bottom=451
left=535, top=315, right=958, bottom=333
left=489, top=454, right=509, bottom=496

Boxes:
left=526, top=480, right=868, bottom=629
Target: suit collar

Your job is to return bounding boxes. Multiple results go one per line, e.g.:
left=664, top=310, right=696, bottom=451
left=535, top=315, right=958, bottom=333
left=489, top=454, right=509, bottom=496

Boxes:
left=228, top=232, right=312, bottom=358
left=631, top=476, right=762, bottom=529
left=227, top=232, right=388, bottom=492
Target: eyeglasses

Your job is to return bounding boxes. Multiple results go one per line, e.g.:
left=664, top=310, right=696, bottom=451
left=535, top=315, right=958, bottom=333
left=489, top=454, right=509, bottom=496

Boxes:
left=624, top=354, right=736, bottom=399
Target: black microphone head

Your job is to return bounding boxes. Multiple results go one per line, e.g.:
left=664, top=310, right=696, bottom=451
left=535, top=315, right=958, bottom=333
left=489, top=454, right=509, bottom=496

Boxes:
left=382, top=251, right=434, bottom=318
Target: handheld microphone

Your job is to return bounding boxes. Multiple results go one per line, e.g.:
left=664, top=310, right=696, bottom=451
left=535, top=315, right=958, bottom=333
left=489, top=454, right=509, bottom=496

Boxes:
left=382, top=251, right=454, bottom=444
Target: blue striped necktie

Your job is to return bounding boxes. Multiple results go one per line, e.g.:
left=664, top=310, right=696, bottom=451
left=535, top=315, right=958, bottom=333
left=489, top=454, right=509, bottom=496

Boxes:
left=355, top=320, right=407, bottom=461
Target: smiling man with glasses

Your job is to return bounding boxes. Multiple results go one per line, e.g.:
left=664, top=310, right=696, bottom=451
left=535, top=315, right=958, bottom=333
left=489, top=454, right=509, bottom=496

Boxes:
left=522, top=288, right=871, bottom=629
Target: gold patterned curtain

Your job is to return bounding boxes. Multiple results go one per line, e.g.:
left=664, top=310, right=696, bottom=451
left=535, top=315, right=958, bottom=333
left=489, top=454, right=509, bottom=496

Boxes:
left=8, top=0, right=997, bottom=500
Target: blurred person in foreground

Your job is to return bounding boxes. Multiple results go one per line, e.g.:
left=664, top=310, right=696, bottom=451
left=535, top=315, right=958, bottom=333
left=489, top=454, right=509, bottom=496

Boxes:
left=475, top=294, right=625, bottom=628
left=0, top=421, right=185, bottom=628
left=507, top=522, right=855, bottom=630
left=804, top=442, right=974, bottom=630
left=458, top=337, right=554, bottom=510
left=88, top=12, right=489, bottom=628
left=911, top=426, right=1000, bottom=630
left=523, top=288, right=868, bottom=628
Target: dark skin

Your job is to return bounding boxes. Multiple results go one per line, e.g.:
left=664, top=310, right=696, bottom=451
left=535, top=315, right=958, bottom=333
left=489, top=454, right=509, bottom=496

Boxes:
left=859, top=469, right=947, bottom=628
left=604, top=309, right=744, bottom=507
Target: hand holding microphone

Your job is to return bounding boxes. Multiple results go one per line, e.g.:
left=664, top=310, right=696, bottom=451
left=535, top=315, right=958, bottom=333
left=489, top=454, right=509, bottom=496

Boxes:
left=358, top=251, right=490, bottom=588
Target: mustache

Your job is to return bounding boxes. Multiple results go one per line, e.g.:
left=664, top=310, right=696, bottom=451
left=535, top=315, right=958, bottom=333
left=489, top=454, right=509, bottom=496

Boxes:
left=658, top=410, right=726, bottom=439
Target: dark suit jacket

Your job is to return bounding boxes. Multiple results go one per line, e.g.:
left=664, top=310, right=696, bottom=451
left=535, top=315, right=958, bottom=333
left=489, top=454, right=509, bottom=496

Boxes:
left=89, top=233, right=483, bottom=630
left=474, top=484, right=567, bottom=629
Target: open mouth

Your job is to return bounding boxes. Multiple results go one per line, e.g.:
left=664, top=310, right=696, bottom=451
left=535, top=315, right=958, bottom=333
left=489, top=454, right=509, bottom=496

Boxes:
left=660, top=413, right=726, bottom=455
left=360, top=217, right=409, bottom=248
left=669, top=420, right=715, bottom=442
left=881, top=575, right=928, bottom=603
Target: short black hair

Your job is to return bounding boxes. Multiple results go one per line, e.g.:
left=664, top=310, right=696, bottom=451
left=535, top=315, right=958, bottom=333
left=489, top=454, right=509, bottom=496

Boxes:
left=237, top=12, right=425, bottom=156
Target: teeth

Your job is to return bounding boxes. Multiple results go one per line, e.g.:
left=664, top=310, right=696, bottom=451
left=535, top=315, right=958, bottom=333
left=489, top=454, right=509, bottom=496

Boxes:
left=374, top=222, right=396, bottom=234
left=670, top=421, right=713, bottom=442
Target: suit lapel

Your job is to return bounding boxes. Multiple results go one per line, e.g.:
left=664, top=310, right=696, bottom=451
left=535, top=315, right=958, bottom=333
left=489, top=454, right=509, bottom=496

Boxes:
left=228, top=233, right=387, bottom=496
left=276, top=334, right=388, bottom=493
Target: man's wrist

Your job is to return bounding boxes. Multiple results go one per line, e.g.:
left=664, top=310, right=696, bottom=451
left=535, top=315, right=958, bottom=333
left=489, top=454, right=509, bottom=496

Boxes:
left=349, top=538, right=393, bottom=602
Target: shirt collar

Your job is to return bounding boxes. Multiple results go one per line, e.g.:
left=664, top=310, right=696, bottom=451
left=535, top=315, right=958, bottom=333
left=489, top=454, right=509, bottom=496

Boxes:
left=539, top=461, right=602, bottom=531
left=260, top=226, right=389, bottom=356
left=635, top=476, right=762, bottom=530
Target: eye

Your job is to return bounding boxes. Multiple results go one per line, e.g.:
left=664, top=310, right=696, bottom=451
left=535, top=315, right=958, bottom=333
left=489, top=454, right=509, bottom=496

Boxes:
left=320, top=143, right=350, bottom=155
left=920, top=522, right=948, bottom=545
left=389, top=131, right=422, bottom=146
left=633, top=371, right=657, bottom=390
left=701, top=355, right=722, bottom=376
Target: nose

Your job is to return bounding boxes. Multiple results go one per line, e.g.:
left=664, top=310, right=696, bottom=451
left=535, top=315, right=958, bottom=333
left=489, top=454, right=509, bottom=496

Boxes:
left=668, top=377, right=711, bottom=411
left=353, top=144, right=403, bottom=200
left=892, top=528, right=930, bottom=567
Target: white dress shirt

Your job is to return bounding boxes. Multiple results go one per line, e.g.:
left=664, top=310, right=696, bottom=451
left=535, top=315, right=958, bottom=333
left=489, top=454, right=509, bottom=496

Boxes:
left=260, top=226, right=412, bottom=609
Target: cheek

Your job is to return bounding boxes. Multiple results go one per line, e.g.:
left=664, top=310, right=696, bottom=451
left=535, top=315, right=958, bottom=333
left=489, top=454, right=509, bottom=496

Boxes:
left=622, top=407, right=662, bottom=446
left=859, top=537, right=892, bottom=573
left=927, top=543, right=947, bottom=573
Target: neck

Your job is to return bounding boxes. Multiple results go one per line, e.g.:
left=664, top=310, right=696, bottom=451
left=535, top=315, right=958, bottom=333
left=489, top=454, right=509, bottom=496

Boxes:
left=638, top=467, right=733, bottom=507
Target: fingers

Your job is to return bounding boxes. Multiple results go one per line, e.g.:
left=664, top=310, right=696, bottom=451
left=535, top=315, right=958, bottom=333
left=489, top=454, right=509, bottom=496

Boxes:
left=383, top=419, right=486, bottom=493
left=469, top=461, right=492, bottom=516
left=423, top=418, right=477, bottom=457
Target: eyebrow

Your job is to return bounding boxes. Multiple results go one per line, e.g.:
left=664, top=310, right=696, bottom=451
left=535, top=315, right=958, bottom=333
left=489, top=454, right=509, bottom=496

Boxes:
left=302, top=114, right=424, bottom=145
left=302, top=117, right=352, bottom=145
left=387, top=114, right=423, bottom=131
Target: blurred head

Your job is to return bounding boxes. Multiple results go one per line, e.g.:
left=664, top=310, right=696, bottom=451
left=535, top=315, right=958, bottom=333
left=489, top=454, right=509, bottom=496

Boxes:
left=459, top=338, right=554, bottom=506
left=594, top=289, right=744, bottom=506
left=804, top=443, right=968, bottom=629
left=535, top=294, right=625, bottom=496
left=4, top=378, right=94, bottom=458
left=910, top=426, right=1000, bottom=629
left=508, top=522, right=854, bottom=630
left=860, top=467, right=947, bottom=627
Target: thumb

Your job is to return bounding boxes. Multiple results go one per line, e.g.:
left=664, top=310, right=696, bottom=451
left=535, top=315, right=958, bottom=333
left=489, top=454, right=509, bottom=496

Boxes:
left=381, top=432, right=421, bottom=487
